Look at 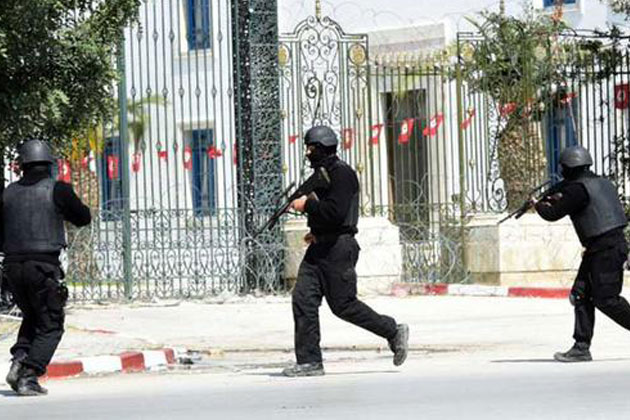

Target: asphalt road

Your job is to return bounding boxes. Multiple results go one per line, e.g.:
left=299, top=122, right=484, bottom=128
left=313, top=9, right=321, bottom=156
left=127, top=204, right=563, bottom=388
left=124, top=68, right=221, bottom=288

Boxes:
left=2, top=351, right=630, bottom=419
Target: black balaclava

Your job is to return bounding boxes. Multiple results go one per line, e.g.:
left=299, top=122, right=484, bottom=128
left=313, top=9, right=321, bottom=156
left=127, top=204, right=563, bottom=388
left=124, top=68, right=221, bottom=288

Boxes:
left=561, top=164, right=589, bottom=181
left=21, top=162, right=53, bottom=179
left=306, top=145, right=336, bottom=168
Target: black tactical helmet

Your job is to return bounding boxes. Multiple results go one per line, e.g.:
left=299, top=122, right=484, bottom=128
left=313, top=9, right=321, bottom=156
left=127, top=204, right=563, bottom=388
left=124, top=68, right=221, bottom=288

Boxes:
left=559, top=145, right=593, bottom=168
left=18, top=139, right=55, bottom=166
left=304, top=125, right=338, bottom=148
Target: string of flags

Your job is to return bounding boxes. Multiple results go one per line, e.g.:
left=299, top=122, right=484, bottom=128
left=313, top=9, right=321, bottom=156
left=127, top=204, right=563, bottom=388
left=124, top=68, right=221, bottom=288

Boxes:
left=497, top=91, right=580, bottom=118
left=615, top=84, right=629, bottom=109
left=286, top=112, right=451, bottom=148
left=57, top=159, right=72, bottom=183
left=52, top=142, right=235, bottom=182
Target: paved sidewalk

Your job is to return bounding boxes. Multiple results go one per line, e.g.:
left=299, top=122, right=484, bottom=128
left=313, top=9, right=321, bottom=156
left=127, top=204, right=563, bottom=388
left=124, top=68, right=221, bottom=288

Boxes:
left=2, top=293, right=630, bottom=380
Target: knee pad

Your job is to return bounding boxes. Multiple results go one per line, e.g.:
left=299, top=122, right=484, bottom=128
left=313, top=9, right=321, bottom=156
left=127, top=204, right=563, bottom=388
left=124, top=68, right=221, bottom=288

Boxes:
left=570, top=291, right=586, bottom=307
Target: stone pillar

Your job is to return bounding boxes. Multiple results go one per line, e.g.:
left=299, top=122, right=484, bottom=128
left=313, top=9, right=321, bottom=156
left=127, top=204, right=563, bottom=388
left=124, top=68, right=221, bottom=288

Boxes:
left=284, top=217, right=403, bottom=295
left=465, top=213, right=582, bottom=287
left=231, top=0, right=283, bottom=291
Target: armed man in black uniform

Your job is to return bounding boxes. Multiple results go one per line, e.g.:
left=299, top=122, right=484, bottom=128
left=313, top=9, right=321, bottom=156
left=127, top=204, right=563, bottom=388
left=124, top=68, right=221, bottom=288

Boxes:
left=2, top=139, right=91, bottom=395
left=533, top=145, right=630, bottom=362
left=281, top=125, right=409, bottom=377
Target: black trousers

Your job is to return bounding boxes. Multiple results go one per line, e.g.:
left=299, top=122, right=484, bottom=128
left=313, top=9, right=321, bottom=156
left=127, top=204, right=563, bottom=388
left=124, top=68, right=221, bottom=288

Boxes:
left=572, top=242, right=630, bottom=347
left=292, top=234, right=397, bottom=364
left=4, top=261, right=66, bottom=376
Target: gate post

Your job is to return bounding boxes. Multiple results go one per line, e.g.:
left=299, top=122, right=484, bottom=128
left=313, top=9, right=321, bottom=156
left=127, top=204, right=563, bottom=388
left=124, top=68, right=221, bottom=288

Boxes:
left=231, top=0, right=284, bottom=291
left=455, top=36, right=468, bottom=276
left=117, top=36, right=134, bottom=299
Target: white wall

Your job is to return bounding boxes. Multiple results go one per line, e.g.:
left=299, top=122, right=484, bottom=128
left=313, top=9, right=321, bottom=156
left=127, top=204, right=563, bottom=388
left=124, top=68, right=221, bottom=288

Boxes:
left=279, top=0, right=627, bottom=42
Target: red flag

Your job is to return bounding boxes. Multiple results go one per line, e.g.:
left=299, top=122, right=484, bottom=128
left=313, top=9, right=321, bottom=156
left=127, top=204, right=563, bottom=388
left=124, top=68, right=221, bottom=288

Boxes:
left=423, top=113, right=444, bottom=137
left=107, top=155, right=119, bottom=180
left=461, top=109, right=476, bottom=130
left=233, top=143, right=238, bottom=166
left=615, top=84, right=629, bottom=109
left=370, top=124, right=383, bottom=145
left=499, top=102, right=517, bottom=117
left=81, top=151, right=96, bottom=173
left=342, top=128, right=354, bottom=150
left=207, top=146, right=223, bottom=159
left=398, top=118, right=414, bottom=144
left=157, top=150, right=168, bottom=161
left=183, top=146, right=193, bottom=170
left=131, top=152, right=142, bottom=173
left=57, top=159, right=71, bottom=183
left=560, top=92, right=577, bottom=105
left=9, top=161, right=20, bottom=175
left=289, top=134, right=298, bottom=144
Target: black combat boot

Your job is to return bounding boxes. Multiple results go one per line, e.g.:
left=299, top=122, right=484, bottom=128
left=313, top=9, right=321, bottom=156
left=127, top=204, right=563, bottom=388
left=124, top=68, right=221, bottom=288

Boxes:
left=388, top=324, right=410, bottom=366
left=281, top=362, right=325, bottom=377
left=554, top=342, right=592, bottom=363
left=6, top=353, right=27, bottom=392
left=16, top=367, right=48, bottom=396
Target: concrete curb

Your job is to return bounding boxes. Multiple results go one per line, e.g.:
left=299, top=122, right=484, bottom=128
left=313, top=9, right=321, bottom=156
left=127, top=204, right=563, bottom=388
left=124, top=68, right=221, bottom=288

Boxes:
left=391, top=283, right=570, bottom=299
left=41, top=348, right=176, bottom=380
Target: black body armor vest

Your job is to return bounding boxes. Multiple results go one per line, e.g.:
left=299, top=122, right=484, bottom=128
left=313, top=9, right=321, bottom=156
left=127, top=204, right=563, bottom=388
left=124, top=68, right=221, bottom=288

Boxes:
left=570, top=175, right=627, bottom=245
left=2, top=178, right=66, bottom=254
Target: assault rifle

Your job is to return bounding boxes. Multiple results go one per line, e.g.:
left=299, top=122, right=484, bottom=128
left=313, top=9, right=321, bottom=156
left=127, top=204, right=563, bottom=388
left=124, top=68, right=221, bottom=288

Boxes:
left=497, top=180, right=558, bottom=224
left=255, top=167, right=331, bottom=236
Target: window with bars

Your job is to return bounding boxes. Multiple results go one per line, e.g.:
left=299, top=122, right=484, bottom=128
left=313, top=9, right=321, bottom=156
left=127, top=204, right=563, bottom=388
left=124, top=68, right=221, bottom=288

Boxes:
left=543, top=0, right=577, bottom=7
left=100, top=137, right=123, bottom=221
left=191, top=129, right=217, bottom=217
left=187, top=0, right=211, bottom=50
left=545, top=96, right=579, bottom=180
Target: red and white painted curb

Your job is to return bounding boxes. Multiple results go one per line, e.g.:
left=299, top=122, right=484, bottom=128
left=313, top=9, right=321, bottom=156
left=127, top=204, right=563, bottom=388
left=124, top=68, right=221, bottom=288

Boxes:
left=391, top=283, right=570, bottom=299
left=41, top=348, right=177, bottom=380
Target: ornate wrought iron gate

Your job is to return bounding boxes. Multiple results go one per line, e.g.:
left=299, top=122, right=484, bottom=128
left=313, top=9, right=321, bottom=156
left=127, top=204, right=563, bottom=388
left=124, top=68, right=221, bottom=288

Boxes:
left=60, top=0, right=287, bottom=301
left=57, top=3, right=482, bottom=302
left=278, top=9, right=470, bottom=284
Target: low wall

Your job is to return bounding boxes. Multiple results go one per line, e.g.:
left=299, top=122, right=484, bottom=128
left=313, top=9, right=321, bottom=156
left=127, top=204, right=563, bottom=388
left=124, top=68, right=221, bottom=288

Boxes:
left=465, top=212, right=583, bottom=287
left=284, top=217, right=402, bottom=295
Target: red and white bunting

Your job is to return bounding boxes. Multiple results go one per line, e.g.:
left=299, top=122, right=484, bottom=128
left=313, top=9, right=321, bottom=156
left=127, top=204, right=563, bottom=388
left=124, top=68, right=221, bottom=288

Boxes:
left=560, top=92, right=577, bottom=105
left=131, top=152, right=142, bottom=173
left=398, top=118, right=415, bottom=145
left=342, top=128, right=354, bottom=150
left=107, top=155, right=119, bottom=180
left=461, top=109, right=476, bottom=130
left=57, top=159, right=72, bottom=183
left=9, top=161, right=20, bottom=176
left=615, top=84, right=629, bottom=109
left=423, top=113, right=444, bottom=137
left=370, top=124, right=383, bottom=145
left=499, top=102, right=517, bottom=117
left=81, top=151, right=96, bottom=173
left=183, top=146, right=193, bottom=170
left=207, top=145, right=223, bottom=159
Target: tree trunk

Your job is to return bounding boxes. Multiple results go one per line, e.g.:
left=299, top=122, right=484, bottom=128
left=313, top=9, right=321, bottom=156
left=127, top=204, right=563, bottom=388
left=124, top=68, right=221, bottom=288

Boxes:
left=65, top=162, right=100, bottom=284
left=497, top=119, right=547, bottom=211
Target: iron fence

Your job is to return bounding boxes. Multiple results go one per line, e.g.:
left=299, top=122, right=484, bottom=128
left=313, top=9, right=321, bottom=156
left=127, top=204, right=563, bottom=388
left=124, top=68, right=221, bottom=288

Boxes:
left=6, top=3, right=630, bottom=300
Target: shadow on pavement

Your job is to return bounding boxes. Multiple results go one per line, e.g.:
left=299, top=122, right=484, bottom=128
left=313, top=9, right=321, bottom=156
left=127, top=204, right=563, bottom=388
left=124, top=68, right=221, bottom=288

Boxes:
left=0, top=390, right=18, bottom=397
left=492, top=357, right=630, bottom=363
left=254, top=370, right=400, bottom=378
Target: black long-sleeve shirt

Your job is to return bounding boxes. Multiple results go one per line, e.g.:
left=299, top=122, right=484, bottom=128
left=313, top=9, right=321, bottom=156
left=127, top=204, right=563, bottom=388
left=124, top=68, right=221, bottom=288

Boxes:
left=535, top=176, right=625, bottom=251
left=0, top=166, right=91, bottom=264
left=304, top=156, right=359, bottom=237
